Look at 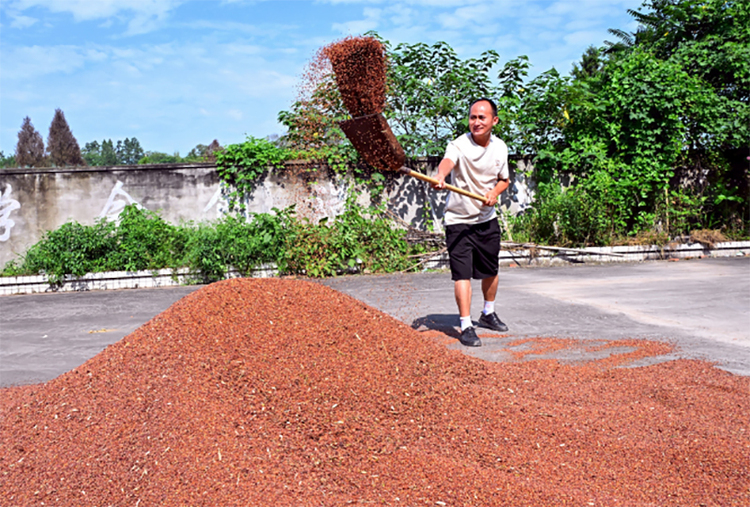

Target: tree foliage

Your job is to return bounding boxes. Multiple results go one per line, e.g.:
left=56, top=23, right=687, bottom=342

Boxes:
left=118, top=138, right=146, bottom=165
left=0, top=151, right=17, bottom=168
left=46, top=109, right=85, bottom=167
left=187, top=140, right=222, bottom=162
left=82, top=137, right=145, bottom=166
left=15, top=116, right=46, bottom=168
left=385, top=40, right=500, bottom=156
left=278, top=74, right=348, bottom=152
left=505, top=0, right=749, bottom=243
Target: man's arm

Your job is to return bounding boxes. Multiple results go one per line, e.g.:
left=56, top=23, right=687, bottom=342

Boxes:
left=431, top=158, right=455, bottom=190
left=484, top=177, right=510, bottom=207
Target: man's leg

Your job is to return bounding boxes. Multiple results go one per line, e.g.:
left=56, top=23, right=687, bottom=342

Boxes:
left=454, top=278, right=480, bottom=346
left=454, top=279, right=472, bottom=321
left=481, top=274, right=498, bottom=304
left=445, top=223, right=481, bottom=346
left=477, top=274, right=508, bottom=332
left=474, top=220, right=508, bottom=332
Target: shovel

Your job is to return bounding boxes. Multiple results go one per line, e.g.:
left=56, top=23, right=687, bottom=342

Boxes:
left=339, top=113, right=489, bottom=205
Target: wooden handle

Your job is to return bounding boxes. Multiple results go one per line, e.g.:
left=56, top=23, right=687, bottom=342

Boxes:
left=400, top=168, right=489, bottom=204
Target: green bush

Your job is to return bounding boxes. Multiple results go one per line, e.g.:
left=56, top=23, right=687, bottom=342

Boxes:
left=11, top=219, right=118, bottom=283
left=508, top=180, right=614, bottom=247
left=2, top=202, right=423, bottom=282
left=109, top=205, right=183, bottom=272
left=181, top=210, right=292, bottom=283
left=282, top=195, right=416, bottom=278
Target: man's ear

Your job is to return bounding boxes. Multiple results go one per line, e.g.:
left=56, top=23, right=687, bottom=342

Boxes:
left=492, top=116, right=499, bottom=126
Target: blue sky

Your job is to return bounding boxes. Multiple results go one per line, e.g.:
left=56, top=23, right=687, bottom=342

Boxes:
left=0, top=0, right=643, bottom=157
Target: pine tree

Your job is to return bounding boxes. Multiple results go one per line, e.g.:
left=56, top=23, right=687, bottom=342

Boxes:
left=15, top=116, right=46, bottom=167
left=100, top=139, right=118, bottom=166
left=571, top=46, right=603, bottom=81
left=117, top=138, right=144, bottom=165
left=46, top=109, right=85, bottom=167
left=81, top=140, right=102, bottom=166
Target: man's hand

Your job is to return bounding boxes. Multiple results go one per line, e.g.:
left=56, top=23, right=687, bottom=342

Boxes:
left=432, top=158, right=455, bottom=190
left=484, top=178, right=510, bottom=207
left=483, top=191, right=499, bottom=207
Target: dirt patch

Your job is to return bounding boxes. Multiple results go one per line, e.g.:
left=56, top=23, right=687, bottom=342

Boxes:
left=690, top=229, right=727, bottom=249
left=1, top=278, right=748, bottom=505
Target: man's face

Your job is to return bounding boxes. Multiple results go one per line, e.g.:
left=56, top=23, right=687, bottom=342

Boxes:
left=469, top=101, right=498, bottom=138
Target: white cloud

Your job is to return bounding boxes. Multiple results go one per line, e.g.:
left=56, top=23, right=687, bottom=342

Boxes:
left=9, top=0, right=183, bottom=34
left=227, top=109, right=244, bottom=121
left=437, top=4, right=495, bottom=30
left=563, top=29, right=607, bottom=47
left=9, top=13, right=38, bottom=28
left=1, top=45, right=89, bottom=79
left=10, top=0, right=181, bottom=20
left=331, top=7, right=382, bottom=35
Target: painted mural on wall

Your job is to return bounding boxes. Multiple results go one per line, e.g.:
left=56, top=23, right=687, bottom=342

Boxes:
left=202, top=185, right=229, bottom=217
left=308, top=180, right=348, bottom=221
left=0, top=184, right=21, bottom=242
left=99, top=181, right=142, bottom=220
left=507, top=173, right=534, bottom=214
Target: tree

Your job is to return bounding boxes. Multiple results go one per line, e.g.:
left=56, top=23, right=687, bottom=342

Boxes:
left=83, top=137, right=145, bottom=166
left=46, top=109, right=85, bottom=167
left=571, top=46, right=604, bottom=80
left=82, top=141, right=102, bottom=166
left=0, top=151, right=17, bottom=168
left=138, top=151, right=182, bottom=164
left=116, top=138, right=144, bottom=165
left=277, top=36, right=502, bottom=157
left=15, top=116, right=46, bottom=167
left=522, top=0, right=750, bottom=240
left=205, top=139, right=222, bottom=162
left=186, top=140, right=222, bottom=162
left=385, top=40, right=500, bottom=156
left=100, top=139, right=118, bottom=166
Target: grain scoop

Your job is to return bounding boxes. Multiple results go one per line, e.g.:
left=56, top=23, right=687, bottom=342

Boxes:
left=325, top=36, right=489, bottom=205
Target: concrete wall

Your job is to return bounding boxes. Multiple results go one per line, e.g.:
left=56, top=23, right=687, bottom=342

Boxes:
left=0, top=157, right=534, bottom=267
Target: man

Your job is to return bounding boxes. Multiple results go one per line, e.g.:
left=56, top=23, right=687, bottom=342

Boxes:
left=432, top=98, right=510, bottom=347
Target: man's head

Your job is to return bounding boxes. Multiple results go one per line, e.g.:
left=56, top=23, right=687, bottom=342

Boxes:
left=469, top=98, right=497, bottom=118
left=468, top=98, right=499, bottom=145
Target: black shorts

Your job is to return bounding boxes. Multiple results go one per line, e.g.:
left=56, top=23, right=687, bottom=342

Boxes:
left=445, top=219, right=500, bottom=281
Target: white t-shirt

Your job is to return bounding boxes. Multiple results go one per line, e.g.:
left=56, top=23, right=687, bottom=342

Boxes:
left=443, top=133, right=509, bottom=226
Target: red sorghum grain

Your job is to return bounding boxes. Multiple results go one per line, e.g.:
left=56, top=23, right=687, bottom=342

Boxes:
left=1, top=278, right=748, bottom=505
left=323, top=36, right=387, bottom=118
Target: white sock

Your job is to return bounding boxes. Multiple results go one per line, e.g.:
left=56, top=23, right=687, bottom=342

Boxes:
left=460, top=316, right=473, bottom=331
left=483, top=300, right=495, bottom=315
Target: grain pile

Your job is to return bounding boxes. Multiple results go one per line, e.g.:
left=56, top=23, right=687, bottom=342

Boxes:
left=1, top=278, right=748, bottom=506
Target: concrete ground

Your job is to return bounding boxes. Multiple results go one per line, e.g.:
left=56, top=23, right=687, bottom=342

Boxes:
left=1, top=257, right=749, bottom=388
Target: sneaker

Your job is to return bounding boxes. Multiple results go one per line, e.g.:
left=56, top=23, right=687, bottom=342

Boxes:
left=459, top=326, right=482, bottom=347
left=478, top=312, right=508, bottom=332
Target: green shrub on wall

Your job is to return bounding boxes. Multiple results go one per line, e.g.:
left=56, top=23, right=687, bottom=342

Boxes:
left=214, top=136, right=293, bottom=212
